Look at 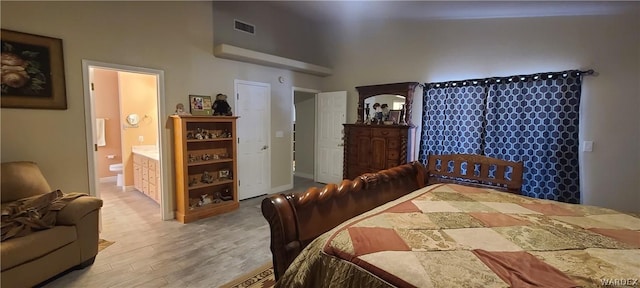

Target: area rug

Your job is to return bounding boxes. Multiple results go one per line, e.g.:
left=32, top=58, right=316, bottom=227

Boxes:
left=220, top=263, right=275, bottom=288
left=98, top=239, right=114, bottom=252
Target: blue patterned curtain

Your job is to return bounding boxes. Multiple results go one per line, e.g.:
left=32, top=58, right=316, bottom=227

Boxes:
left=418, top=70, right=587, bottom=203
left=484, top=76, right=581, bottom=203
left=418, top=86, right=486, bottom=163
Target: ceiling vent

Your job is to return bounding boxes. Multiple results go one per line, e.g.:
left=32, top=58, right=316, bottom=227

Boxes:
left=234, top=20, right=255, bottom=35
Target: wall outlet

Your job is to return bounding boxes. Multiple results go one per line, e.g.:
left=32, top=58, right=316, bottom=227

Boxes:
left=138, top=136, right=144, bottom=143
left=583, top=141, right=593, bottom=152
left=275, top=131, right=283, bottom=138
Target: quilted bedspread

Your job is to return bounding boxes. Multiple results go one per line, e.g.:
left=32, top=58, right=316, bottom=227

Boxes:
left=277, top=183, right=640, bottom=288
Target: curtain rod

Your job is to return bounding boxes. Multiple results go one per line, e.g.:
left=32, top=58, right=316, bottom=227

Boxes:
left=423, top=69, right=595, bottom=89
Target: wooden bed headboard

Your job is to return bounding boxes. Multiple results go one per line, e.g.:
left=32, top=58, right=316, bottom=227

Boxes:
left=261, top=162, right=427, bottom=280
left=261, top=154, right=524, bottom=280
left=427, top=154, right=523, bottom=193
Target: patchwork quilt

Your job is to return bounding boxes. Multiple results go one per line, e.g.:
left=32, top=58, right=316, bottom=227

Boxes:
left=277, top=184, right=640, bottom=288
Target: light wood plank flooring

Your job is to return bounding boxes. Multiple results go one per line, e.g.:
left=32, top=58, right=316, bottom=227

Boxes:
left=44, top=176, right=324, bottom=288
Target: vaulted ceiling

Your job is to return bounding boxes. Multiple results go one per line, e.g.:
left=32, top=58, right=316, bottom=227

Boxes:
left=272, top=1, right=639, bottom=23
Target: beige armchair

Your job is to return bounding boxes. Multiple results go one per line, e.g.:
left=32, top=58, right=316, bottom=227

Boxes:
left=1, top=161, right=103, bottom=287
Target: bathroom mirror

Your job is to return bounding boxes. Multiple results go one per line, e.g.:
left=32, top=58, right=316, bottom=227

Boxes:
left=126, top=113, right=140, bottom=126
left=355, top=82, right=420, bottom=126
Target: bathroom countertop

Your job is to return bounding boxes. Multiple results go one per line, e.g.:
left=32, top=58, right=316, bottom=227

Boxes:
left=132, top=145, right=159, bottom=160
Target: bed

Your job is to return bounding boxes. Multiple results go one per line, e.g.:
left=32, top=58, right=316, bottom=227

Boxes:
left=261, top=154, right=640, bottom=287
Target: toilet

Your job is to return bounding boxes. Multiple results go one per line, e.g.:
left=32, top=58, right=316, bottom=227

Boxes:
left=109, top=163, right=124, bottom=187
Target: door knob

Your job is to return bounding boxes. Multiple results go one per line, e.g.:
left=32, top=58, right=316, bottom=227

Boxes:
left=261, top=145, right=269, bottom=150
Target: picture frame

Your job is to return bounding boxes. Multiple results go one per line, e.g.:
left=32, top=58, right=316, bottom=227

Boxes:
left=388, top=110, right=402, bottom=124
left=189, top=95, right=213, bottom=116
left=218, top=169, right=230, bottom=179
left=1, top=29, right=67, bottom=109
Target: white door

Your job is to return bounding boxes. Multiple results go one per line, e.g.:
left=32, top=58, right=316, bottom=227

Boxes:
left=316, top=91, right=347, bottom=184
left=235, top=80, right=271, bottom=200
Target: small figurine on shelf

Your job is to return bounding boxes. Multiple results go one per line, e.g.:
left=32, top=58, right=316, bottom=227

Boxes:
left=201, top=153, right=211, bottom=161
left=220, top=188, right=233, bottom=201
left=187, top=131, right=195, bottom=139
left=174, top=103, right=191, bottom=116
left=223, top=129, right=231, bottom=138
left=188, top=154, right=198, bottom=163
left=189, top=197, right=200, bottom=210
left=188, top=177, right=198, bottom=187
left=218, top=169, right=230, bottom=180
left=213, top=154, right=220, bottom=160
left=213, top=93, right=233, bottom=116
left=212, top=191, right=223, bottom=204
left=201, top=171, right=214, bottom=184
left=198, top=194, right=213, bottom=206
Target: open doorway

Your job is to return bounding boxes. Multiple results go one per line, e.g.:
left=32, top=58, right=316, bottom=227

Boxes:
left=82, top=60, right=170, bottom=220
left=291, top=87, right=320, bottom=190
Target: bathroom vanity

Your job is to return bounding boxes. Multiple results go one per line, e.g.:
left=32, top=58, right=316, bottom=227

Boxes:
left=132, top=146, right=161, bottom=204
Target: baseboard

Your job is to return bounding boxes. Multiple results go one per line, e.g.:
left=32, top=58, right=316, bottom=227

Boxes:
left=270, top=183, right=294, bottom=194
left=124, top=185, right=136, bottom=192
left=99, top=176, right=117, bottom=183
left=294, top=172, right=314, bottom=179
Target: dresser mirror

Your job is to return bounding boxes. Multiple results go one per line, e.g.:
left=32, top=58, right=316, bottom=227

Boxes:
left=355, top=82, right=420, bottom=126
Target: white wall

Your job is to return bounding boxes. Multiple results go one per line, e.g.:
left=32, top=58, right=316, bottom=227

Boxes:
left=321, top=14, right=640, bottom=212
left=0, top=2, right=322, bottom=211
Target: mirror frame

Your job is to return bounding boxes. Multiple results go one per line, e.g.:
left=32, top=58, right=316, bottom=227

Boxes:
left=355, top=82, right=420, bottom=126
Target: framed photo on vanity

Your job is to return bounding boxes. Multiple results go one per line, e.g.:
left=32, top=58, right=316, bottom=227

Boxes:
left=189, top=95, right=212, bottom=116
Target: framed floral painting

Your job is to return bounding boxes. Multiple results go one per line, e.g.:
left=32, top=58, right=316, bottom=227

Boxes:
left=1, top=29, right=67, bottom=109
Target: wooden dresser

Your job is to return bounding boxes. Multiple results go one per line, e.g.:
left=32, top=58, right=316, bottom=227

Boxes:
left=343, top=82, right=419, bottom=180
left=343, top=124, right=410, bottom=179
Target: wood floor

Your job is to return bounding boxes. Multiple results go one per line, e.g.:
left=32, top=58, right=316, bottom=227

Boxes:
left=44, top=176, right=324, bottom=288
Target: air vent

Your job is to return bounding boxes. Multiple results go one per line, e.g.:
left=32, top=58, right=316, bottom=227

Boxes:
left=234, top=20, right=255, bottom=35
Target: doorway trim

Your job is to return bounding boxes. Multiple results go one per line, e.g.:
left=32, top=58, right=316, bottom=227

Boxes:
left=81, top=60, right=172, bottom=220
left=291, top=87, right=321, bottom=186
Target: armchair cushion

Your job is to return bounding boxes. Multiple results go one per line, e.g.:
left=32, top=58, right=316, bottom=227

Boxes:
left=1, top=161, right=51, bottom=203
left=56, top=195, right=103, bottom=226
left=0, top=226, right=76, bottom=271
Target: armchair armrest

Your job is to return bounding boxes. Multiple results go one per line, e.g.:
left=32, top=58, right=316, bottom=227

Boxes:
left=56, top=195, right=103, bottom=226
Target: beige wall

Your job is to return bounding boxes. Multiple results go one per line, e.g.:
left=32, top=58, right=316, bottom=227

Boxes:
left=321, top=14, right=640, bottom=212
left=119, top=72, right=158, bottom=186
left=0, top=2, right=323, bottom=213
left=294, top=91, right=315, bottom=178
left=93, top=69, right=122, bottom=178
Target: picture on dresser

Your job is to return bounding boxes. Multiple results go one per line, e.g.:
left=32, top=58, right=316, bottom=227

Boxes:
left=388, top=110, right=401, bottom=124
left=189, top=95, right=212, bottom=115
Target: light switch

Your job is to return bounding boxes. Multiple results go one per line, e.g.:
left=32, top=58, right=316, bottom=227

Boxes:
left=138, top=135, right=144, bottom=143
left=583, top=141, right=593, bottom=152
left=275, top=131, right=284, bottom=138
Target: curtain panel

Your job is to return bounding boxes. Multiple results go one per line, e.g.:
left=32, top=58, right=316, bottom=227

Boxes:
left=484, top=77, right=581, bottom=203
left=418, top=86, right=486, bottom=161
left=419, top=70, right=586, bottom=203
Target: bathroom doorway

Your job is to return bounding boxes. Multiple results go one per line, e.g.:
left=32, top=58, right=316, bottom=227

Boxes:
left=82, top=60, right=171, bottom=220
